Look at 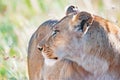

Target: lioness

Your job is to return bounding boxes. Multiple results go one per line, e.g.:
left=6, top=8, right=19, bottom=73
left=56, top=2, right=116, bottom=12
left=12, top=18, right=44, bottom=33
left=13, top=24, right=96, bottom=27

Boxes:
left=39, top=7, right=120, bottom=80
left=28, top=20, right=57, bottom=80
left=28, top=6, right=90, bottom=80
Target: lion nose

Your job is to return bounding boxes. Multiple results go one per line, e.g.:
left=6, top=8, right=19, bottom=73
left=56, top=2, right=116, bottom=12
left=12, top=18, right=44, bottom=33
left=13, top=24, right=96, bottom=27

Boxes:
left=37, top=45, right=43, bottom=51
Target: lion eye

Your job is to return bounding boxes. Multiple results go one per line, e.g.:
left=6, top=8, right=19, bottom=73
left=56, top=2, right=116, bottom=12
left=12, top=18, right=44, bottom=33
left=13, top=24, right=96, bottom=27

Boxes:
left=52, top=30, right=59, bottom=36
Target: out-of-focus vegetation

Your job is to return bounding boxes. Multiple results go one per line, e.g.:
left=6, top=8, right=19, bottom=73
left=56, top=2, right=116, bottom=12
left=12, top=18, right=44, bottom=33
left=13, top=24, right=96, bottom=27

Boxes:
left=0, top=0, right=120, bottom=80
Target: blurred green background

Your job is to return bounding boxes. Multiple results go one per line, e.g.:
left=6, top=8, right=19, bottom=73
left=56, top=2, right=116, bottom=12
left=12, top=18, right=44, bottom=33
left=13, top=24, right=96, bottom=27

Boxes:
left=0, top=0, right=120, bottom=80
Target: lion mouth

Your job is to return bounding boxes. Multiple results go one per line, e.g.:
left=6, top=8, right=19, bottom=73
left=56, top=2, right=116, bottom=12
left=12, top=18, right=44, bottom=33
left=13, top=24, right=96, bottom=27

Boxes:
left=52, top=57, right=58, bottom=60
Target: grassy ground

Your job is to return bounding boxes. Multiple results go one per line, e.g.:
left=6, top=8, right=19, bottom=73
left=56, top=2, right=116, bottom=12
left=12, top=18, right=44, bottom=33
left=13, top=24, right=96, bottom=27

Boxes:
left=0, top=0, right=120, bottom=80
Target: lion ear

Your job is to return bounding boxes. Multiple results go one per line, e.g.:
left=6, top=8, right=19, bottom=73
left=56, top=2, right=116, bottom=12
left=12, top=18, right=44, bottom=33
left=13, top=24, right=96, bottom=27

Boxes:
left=78, top=12, right=93, bottom=26
left=71, top=12, right=93, bottom=32
left=65, top=5, right=79, bottom=15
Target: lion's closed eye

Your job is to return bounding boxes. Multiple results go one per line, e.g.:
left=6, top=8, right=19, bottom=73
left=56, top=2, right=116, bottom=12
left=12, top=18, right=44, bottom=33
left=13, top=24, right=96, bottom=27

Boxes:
left=52, top=30, right=60, bottom=36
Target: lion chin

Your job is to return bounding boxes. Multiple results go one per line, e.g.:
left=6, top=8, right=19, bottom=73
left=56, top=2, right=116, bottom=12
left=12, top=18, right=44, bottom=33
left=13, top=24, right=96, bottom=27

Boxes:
left=44, top=58, right=58, bottom=66
left=42, top=52, right=58, bottom=66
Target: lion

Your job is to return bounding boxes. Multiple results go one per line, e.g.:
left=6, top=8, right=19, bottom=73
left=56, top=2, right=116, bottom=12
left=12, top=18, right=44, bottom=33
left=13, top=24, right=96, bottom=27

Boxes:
left=39, top=6, right=120, bottom=80
left=28, top=5, right=91, bottom=80
left=28, top=19, right=57, bottom=80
